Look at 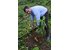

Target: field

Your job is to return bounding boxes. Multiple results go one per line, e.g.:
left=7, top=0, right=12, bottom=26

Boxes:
left=18, top=0, right=51, bottom=50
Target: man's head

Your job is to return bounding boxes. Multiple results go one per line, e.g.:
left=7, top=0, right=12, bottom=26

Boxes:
left=23, top=6, right=31, bottom=14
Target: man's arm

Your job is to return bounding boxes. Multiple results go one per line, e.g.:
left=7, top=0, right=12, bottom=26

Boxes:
left=35, top=11, right=40, bottom=26
left=31, top=10, right=40, bottom=29
left=30, top=15, right=34, bottom=29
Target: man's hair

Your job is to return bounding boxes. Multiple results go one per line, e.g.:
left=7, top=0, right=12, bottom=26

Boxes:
left=23, top=6, right=29, bottom=12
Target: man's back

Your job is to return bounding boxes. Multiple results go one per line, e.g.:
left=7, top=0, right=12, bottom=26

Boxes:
left=31, top=5, right=48, bottom=16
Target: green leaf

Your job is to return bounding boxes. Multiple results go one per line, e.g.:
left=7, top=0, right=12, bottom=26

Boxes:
left=32, top=47, right=39, bottom=50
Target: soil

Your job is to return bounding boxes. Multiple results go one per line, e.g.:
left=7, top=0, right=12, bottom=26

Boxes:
left=25, top=32, right=51, bottom=50
left=40, top=43, right=51, bottom=50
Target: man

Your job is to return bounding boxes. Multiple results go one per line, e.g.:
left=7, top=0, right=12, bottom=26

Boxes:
left=23, top=5, right=50, bottom=40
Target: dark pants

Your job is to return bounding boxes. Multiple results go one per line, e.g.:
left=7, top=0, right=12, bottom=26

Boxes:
left=40, top=11, right=50, bottom=40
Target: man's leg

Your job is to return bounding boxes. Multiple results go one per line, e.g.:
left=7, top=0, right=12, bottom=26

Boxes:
left=44, top=12, right=50, bottom=40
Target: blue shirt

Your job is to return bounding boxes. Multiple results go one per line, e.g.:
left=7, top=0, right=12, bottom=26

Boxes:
left=30, top=6, right=48, bottom=26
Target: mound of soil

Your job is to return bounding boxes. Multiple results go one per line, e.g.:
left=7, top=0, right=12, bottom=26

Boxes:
left=31, top=32, right=44, bottom=44
left=24, top=32, right=51, bottom=50
left=25, top=35, right=36, bottom=47
left=25, top=32, right=44, bottom=47
left=40, top=43, right=51, bottom=50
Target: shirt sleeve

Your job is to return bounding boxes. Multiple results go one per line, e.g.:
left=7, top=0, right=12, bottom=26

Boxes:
left=35, top=11, right=40, bottom=26
left=30, top=14, right=34, bottom=21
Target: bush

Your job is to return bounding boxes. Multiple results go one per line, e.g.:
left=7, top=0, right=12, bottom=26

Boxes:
left=18, top=0, right=26, bottom=5
left=18, top=10, right=23, bottom=17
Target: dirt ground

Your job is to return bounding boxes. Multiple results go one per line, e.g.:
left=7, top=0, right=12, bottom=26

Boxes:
left=25, top=32, right=51, bottom=50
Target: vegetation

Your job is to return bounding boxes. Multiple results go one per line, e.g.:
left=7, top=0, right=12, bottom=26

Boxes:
left=18, top=0, right=51, bottom=50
